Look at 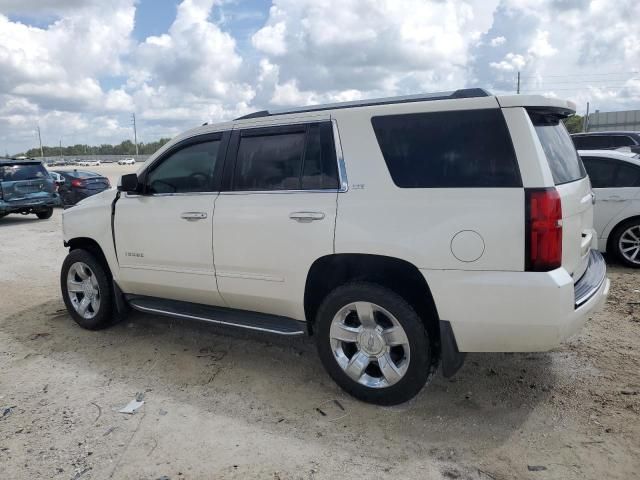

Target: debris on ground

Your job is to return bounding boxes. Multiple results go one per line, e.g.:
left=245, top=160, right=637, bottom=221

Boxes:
left=1, top=406, right=16, bottom=418
left=527, top=465, right=548, bottom=472
left=118, top=393, right=145, bottom=414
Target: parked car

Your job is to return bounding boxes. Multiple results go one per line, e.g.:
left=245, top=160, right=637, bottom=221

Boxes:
left=53, top=169, right=111, bottom=206
left=579, top=149, right=640, bottom=267
left=59, top=89, right=609, bottom=405
left=572, top=131, right=640, bottom=154
left=118, top=158, right=136, bottom=165
left=77, top=160, right=101, bottom=167
left=48, top=171, right=66, bottom=187
left=0, top=158, right=58, bottom=219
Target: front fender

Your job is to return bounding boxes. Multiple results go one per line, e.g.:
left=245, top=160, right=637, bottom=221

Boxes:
left=62, top=189, right=120, bottom=280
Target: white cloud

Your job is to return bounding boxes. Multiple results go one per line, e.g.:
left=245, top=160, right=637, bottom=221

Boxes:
left=489, top=36, right=506, bottom=47
left=1, top=0, right=640, bottom=154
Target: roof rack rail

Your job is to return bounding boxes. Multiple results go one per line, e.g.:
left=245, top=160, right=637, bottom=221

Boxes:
left=234, top=88, right=491, bottom=120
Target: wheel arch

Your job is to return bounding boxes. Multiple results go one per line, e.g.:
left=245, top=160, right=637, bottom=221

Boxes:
left=304, top=253, right=439, bottom=336
left=606, top=215, right=640, bottom=254
left=65, top=237, right=111, bottom=277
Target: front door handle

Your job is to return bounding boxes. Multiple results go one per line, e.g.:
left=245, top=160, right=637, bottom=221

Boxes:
left=289, top=211, right=325, bottom=222
left=180, top=211, right=207, bottom=221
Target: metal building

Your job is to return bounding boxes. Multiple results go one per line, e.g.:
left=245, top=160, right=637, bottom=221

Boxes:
left=587, top=109, right=640, bottom=132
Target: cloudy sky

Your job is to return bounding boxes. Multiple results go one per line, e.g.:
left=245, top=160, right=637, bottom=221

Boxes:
left=1, top=0, right=639, bottom=154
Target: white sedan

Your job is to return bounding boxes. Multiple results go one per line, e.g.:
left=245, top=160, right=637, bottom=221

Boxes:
left=580, top=149, right=640, bottom=267
left=78, top=160, right=101, bottom=167
left=118, top=158, right=136, bottom=165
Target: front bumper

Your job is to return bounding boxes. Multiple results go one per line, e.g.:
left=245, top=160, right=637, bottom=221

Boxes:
left=421, top=250, right=610, bottom=352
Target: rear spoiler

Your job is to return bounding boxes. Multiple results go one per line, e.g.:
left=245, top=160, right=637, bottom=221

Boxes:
left=496, top=95, right=576, bottom=117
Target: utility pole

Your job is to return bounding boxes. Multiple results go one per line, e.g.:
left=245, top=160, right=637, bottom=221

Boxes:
left=583, top=102, right=590, bottom=133
left=59, top=139, right=62, bottom=160
left=36, top=124, right=44, bottom=158
left=516, top=71, right=520, bottom=94
left=131, top=113, right=139, bottom=156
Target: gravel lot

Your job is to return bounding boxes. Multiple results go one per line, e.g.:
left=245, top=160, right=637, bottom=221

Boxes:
left=1, top=164, right=639, bottom=479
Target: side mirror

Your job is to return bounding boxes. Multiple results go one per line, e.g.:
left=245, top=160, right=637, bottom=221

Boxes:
left=118, top=173, right=140, bottom=193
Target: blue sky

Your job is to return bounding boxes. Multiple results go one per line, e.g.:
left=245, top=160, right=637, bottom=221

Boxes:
left=0, top=0, right=639, bottom=154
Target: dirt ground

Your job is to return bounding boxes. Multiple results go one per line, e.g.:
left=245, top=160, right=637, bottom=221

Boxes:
left=1, top=164, right=639, bottom=479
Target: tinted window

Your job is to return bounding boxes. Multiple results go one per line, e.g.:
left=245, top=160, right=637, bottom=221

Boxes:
left=0, top=163, right=48, bottom=181
left=530, top=112, right=586, bottom=185
left=71, top=171, right=101, bottom=178
left=233, top=123, right=339, bottom=191
left=147, top=140, right=220, bottom=194
left=573, top=135, right=610, bottom=149
left=582, top=156, right=640, bottom=188
left=371, top=109, right=521, bottom=188
left=302, top=123, right=339, bottom=189
left=610, top=136, right=635, bottom=148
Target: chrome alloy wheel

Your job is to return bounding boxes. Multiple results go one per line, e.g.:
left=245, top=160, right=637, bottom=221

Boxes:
left=66, top=262, right=101, bottom=319
left=329, top=302, right=410, bottom=388
left=619, top=225, right=640, bottom=265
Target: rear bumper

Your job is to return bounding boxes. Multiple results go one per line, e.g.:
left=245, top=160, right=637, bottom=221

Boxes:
left=421, top=250, right=609, bottom=352
left=0, top=195, right=60, bottom=213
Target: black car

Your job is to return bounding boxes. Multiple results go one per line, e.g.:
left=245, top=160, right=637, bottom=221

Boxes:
left=53, top=169, right=111, bottom=206
left=0, top=158, right=59, bottom=219
left=571, top=131, right=640, bottom=154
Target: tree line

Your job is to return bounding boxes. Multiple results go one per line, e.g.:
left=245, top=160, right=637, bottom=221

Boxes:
left=18, top=116, right=584, bottom=157
left=19, top=138, right=171, bottom=158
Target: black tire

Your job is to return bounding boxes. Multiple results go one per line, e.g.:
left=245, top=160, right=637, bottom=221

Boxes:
left=36, top=208, right=53, bottom=219
left=60, top=249, right=115, bottom=330
left=611, top=219, right=640, bottom=268
left=315, top=282, right=433, bottom=405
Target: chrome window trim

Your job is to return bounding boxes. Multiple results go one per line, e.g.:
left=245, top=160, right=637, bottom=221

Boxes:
left=332, top=118, right=349, bottom=193
left=125, top=191, right=219, bottom=198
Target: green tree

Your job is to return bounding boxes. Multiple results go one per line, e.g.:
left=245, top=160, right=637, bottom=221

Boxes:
left=19, top=137, right=171, bottom=158
left=563, top=114, right=584, bottom=134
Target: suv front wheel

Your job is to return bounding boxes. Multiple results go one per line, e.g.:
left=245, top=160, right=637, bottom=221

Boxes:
left=315, top=282, right=433, bottom=405
left=60, top=249, right=114, bottom=329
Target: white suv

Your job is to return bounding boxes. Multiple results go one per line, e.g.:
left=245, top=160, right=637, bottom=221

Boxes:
left=118, top=158, right=136, bottom=165
left=60, top=89, right=609, bottom=405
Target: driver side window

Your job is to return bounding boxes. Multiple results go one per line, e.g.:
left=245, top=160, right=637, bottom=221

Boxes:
left=146, top=140, right=220, bottom=194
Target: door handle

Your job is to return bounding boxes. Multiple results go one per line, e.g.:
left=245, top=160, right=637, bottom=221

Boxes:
left=180, top=211, right=207, bottom=220
left=289, top=211, right=325, bottom=222
left=601, top=195, right=625, bottom=202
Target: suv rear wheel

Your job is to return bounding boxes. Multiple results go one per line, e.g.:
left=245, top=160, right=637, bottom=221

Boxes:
left=315, top=282, right=433, bottom=405
left=36, top=208, right=53, bottom=219
left=60, top=249, right=114, bottom=329
left=612, top=219, right=640, bottom=268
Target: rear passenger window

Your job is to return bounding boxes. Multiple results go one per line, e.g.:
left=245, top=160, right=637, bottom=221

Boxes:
left=233, top=123, right=339, bottom=191
left=573, top=135, right=610, bottom=150
left=610, top=136, right=635, bottom=148
left=582, top=156, right=640, bottom=188
left=371, top=109, right=521, bottom=188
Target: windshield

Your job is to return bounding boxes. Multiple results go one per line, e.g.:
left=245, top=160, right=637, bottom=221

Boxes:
left=529, top=112, right=586, bottom=185
left=0, top=163, right=49, bottom=182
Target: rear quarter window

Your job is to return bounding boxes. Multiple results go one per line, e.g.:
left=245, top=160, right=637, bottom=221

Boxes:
left=371, top=109, right=521, bottom=188
left=530, top=112, right=586, bottom=185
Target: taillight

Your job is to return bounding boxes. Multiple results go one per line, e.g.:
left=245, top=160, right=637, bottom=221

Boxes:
left=71, top=179, right=86, bottom=188
left=526, top=188, right=562, bottom=271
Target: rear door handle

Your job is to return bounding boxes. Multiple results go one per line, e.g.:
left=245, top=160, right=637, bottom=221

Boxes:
left=289, top=211, right=325, bottom=222
left=180, top=211, right=207, bottom=221
left=601, top=195, right=625, bottom=202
